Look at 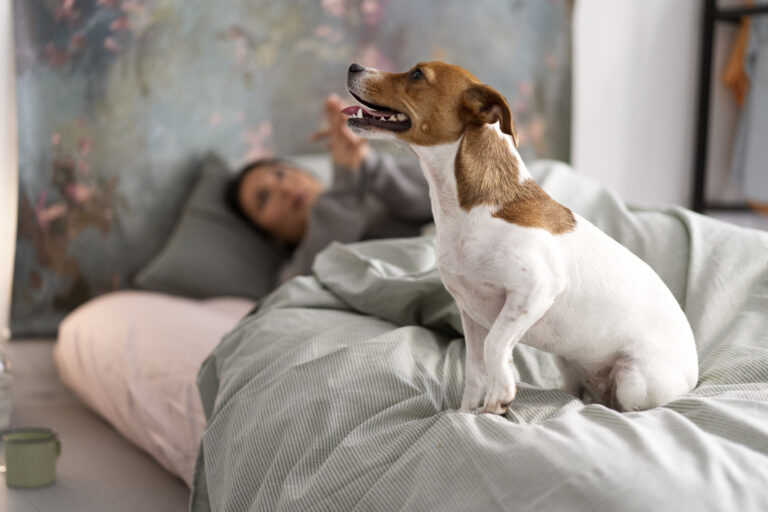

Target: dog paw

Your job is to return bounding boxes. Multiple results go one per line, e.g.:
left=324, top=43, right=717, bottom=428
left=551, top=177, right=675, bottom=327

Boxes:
left=482, top=377, right=517, bottom=415
left=459, top=383, right=486, bottom=412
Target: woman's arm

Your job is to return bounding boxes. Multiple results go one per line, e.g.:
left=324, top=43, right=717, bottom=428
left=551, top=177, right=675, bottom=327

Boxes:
left=353, top=152, right=432, bottom=222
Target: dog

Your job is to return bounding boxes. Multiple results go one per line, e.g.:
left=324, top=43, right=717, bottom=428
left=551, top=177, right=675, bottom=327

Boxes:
left=342, top=61, right=698, bottom=414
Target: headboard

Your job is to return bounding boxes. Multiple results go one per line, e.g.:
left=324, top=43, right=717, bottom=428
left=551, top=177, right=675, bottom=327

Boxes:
left=12, top=0, right=572, bottom=336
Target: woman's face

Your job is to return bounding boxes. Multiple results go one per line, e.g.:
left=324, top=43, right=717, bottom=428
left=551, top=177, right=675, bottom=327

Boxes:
left=238, top=163, right=325, bottom=244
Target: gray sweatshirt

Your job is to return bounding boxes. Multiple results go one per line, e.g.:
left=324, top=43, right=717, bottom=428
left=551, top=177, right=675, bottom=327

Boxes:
left=278, top=151, right=431, bottom=283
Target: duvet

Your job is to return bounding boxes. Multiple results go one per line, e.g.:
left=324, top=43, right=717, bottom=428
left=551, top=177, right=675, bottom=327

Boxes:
left=192, top=161, right=768, bottom=512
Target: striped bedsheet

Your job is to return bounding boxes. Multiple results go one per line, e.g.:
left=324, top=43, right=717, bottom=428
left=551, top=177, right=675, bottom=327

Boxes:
left=192, top=161, right=768, bottom=512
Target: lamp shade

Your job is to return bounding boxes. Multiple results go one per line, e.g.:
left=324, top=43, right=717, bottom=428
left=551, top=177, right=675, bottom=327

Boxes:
left=1, top=0, right=19, bottom=340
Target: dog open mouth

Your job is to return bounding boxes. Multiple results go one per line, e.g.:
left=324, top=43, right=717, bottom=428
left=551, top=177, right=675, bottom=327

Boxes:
left=342, top=92, right=412, bottom=132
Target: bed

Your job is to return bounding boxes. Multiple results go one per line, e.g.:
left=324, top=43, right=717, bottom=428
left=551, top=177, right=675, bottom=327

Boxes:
left=51, top=160, right=768, bottom=511
left=189, top=161, right=768, bottom=511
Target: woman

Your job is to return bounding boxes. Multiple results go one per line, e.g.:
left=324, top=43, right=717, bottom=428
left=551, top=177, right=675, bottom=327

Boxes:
left=228, top=95, right=432, bottom=283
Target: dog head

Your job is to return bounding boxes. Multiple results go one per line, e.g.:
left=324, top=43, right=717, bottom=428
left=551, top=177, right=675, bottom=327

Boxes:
left=344, top=61, right=518, bottom=147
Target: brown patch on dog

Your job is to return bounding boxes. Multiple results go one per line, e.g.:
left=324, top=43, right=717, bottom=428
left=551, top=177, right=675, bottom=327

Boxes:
left=455, top=123, right=522, bottom=209
left=493, top=183, right=576, bottom=235
left=456, top=123, right=576, bottom=234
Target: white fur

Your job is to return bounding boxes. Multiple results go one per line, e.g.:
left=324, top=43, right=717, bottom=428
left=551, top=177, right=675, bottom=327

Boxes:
left=405, top=123, right=699, bottom=413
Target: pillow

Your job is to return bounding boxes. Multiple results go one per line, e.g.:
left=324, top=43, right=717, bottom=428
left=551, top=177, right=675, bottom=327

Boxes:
left=54, top=290, right=256, bottom=486
left=134, top=153, right=287, bottom=299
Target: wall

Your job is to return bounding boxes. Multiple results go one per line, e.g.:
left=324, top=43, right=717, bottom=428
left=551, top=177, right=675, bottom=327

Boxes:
left=572, top=0, right=704, bottom=207
left=1, top=0, right=19, bottom=340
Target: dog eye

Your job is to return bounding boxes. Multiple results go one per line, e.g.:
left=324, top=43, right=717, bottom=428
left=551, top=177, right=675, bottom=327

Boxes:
left=410, top=68, right=424, bottom=81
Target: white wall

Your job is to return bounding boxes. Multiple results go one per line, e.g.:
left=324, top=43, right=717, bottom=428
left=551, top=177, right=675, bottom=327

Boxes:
left=573, top=0, right=703, bottom=207
left=1, top=0, right=19, bottom=340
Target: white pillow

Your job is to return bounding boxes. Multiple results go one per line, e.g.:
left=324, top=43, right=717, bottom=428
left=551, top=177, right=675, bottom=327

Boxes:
left=54, top=291, right=255, bottom=487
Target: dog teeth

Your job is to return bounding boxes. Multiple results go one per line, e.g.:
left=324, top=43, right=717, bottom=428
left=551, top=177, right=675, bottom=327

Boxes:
left=396, top=113, right=407, bottom=121
left=388, top=116, right=396, bottom=121
left=355, top=108, right=363, bottom=118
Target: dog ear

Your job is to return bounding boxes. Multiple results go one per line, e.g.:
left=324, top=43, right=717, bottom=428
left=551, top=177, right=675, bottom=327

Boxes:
left=462, top=84, right=518, bottom=147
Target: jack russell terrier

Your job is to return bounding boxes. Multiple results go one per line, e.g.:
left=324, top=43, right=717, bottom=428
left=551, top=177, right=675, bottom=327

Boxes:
left=342, top=62, right=698, bottom=414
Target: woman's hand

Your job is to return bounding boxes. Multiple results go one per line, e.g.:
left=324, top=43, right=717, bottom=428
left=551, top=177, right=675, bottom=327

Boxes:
left=311, top=95, right=369, bottom=170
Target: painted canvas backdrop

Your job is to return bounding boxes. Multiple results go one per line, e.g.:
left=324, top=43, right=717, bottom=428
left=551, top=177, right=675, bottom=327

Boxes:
left=12, top=0, right=572, bottom=336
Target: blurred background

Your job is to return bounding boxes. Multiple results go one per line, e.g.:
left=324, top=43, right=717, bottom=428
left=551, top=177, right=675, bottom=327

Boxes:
left=2, top=0, right=766, bottom=338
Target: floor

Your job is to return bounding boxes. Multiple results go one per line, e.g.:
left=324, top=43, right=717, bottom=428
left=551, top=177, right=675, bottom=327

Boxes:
left=1, top=340, right=189, bottom=512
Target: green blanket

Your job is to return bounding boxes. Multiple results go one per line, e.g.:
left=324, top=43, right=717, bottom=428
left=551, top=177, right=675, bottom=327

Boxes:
left=192, top=161, right=768, bottom=511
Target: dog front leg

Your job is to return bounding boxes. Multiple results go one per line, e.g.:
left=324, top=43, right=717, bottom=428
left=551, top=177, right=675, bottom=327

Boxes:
left=459, top=309, right=488, bottom=412
left=483, top=291, right=556, bottom=415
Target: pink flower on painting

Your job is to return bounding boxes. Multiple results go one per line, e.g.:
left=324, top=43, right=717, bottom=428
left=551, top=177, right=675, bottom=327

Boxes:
left=78, top=136, right=90, bottom=155
left=104, top=37, right=120, bottom=53
left=36, top=202, right=68, bottom=229
left=110, top=17, right=129, bottom=31
left=77, top=160, right=91, bottom=175
left=314, top=25, right=343, bottom=44
left=55, top=0, right=79, bottom=22
left=209, top=113, right=222, bottom=126
left=69, top=34, right=85, bottom=52
left=315, top=25, right=332, bottom=38
left=51, top=133, right=61, bottom=145
left=121, top=1, right=140, bottom=13
left=355, top=46, right=394, bottom=71
left=66, top=184, right=94, bottom=203
left=97, top=0, right=117, bottom=7
left=44, top=44, right=71, bottom=68
left=121, top=1, right=151, bottom=35
left=517, top=81, right=533, bottom=97
left=361, top=0, right=383, bottom=25
left=241, top=122, right=274, bottom=163
left=529, top=116, right=545, bottom=144
left=322, top=0, right=345, bottom=18
left=512, top=99, right=528, bottom=114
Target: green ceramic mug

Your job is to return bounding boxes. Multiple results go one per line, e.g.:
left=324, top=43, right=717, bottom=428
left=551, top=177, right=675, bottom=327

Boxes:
left=1, top=427, right=61, bottom=488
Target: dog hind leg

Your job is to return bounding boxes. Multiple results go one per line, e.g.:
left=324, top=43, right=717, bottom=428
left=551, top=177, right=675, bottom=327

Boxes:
left=609, top=356, right=649, bottom=412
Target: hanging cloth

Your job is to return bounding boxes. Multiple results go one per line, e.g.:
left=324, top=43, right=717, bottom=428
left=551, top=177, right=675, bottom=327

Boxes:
left=723, top=1, right=752, bottom=107
left=730, top=2, right=768, bottom=209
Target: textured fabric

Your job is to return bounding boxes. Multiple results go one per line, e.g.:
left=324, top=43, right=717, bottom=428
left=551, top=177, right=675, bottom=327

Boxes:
left=135, top=154, right=287, bottom=300
left=278, top=152, right=432, bottom=283
left=54, top=291, right=255, bottom=487
left=193, top=161, right=768, bottom=512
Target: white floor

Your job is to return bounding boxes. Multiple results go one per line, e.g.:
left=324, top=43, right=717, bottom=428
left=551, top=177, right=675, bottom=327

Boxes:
left=1, top=340, right=189, bottom=512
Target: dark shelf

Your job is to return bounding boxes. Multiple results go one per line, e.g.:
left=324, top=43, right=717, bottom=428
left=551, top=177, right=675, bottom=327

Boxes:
left=702, top=202, right=752, bottom=212
left=716, top=5, right=768, bottom=23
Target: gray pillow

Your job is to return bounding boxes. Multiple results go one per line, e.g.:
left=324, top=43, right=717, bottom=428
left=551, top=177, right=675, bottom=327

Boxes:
left=134, top=153, right=286, bottom=299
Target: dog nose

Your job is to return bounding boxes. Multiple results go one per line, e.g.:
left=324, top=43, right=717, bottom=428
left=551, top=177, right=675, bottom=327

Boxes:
left=348, top=63, right=365, bottom=74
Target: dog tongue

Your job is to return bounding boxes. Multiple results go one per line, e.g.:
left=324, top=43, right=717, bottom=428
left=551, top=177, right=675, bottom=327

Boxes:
left=340, top=105, right=398, bottom=117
